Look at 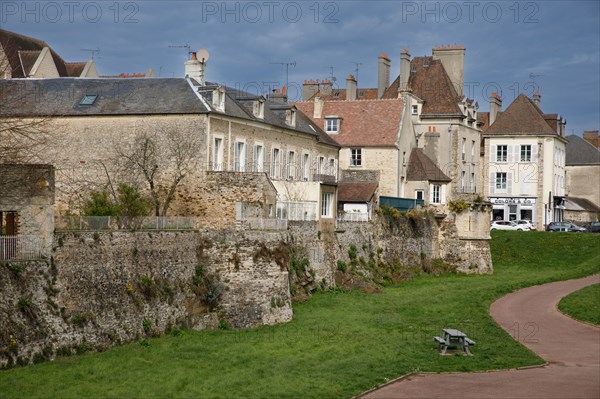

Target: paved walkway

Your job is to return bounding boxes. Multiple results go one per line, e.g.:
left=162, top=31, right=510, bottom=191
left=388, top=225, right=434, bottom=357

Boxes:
left=362, top=274, right=600, bottom=399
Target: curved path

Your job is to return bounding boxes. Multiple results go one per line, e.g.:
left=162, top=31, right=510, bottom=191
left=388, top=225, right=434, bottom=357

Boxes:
left=362, top=274, right=600, bottom=399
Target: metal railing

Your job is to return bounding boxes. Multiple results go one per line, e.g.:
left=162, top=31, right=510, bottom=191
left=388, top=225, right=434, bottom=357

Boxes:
left=241, top=218, right=288, bottom=230
left=55, top=216, right=196, bottom=231
left=276, top=201, right=318, bottom=221
left=0, top=235, right=45, bottom=260
left=337, top=212, right=370, bottom=222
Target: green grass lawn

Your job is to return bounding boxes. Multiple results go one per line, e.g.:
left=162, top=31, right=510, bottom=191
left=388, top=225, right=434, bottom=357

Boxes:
left=0, top=231, right=599, bottom=398
left=558, top=283, right=600, bottom=325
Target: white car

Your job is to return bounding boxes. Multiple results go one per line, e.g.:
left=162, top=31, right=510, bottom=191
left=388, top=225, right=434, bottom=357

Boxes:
left=490, top=220, right=529, bottom=231
left=515, top=220, right=535, bottom=231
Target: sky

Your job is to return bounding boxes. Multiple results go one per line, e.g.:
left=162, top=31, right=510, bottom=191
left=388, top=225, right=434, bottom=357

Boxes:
left=1, top=0, right=599, bottom=134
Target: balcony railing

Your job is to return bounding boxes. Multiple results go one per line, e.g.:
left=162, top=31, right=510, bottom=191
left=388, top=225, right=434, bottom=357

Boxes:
left=337, top=212, right=370, bottom=222
left=0, top=235, right=45, bottom=261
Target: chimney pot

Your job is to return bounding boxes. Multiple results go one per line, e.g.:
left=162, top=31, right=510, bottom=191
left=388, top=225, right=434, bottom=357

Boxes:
left=191, top=52, right=197, bottom=60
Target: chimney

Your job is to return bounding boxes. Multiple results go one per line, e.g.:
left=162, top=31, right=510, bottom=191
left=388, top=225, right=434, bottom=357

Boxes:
left=269, top=87, right=288, bottom=103
left=583, top=130, right=600, bottom=148
left=346, top=74, right=357, bottom=101
left=489, top=92, right=502, bottom=126
left=314, top=96, right=324, bottom=119
left=533, top=91, right=541, bottom=107
left=432, top=44, right=465, bottom=96
left=319, top=79, right=333, bottom=97
left=302, top=79, right=320, bottom=101
left=399, top=49, right=411, bottom=94
left=184, top=52, right=206, bottom=85
left=377, top=53, right=391, bottom=99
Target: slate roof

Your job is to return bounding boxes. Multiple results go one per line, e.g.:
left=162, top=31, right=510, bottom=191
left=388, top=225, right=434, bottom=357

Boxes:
left=337, top=182, right=378, bottom=203
left=293, top=99, right=404, bottom=147
left=382, top=57, right=462, bottom=116
left=0, top=77, right=337, bottom=146
left=0, top=29, right=77, bottom=77
left=565, top=135, right=600, bottom=165
left=406, top=148, right=451, bottom=182
left=563, top=197, right=600, bottom=212
left=484, top=94, right=561, bottom=136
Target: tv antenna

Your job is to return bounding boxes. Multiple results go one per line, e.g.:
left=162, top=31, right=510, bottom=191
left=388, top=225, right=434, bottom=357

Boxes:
left=327, top=66, right=337, bottom=82
left=529, top=72, right=544, bottom=88
left=270, top=61, right=296, bottom=89
left=350, top=62, right=362, bottom=82
left=80, top=48, right=101, bottom=60
left=169, top=43, right=192, bottom=59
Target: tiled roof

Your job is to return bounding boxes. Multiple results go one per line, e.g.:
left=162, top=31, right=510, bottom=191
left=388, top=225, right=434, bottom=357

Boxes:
left=406, top=148, right=451, bottom=182
left=565, top=135, right=600, bottom=165
left=293, top=99, right=404, bottom=147
left=477, top=112, right=490, bottom=131
left=65, top=62, right=86, bottom=77
left=564, top=197, right=600, bottom=212
left=382, top=57, right=462, bottom=116
left=101, top=72, right=150, bottom=78
left=337, top=182, right=378, bottom=202
left=308, top=88, right=379, bottom=101
left=17, top=50, right=40, bottom=75
left=485, top=94, right=559, bottom=136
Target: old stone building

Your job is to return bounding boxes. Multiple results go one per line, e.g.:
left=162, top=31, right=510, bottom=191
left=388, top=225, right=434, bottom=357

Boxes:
left=0, top=55, right=340, bottom=227
left=564, top=133, right=600, bottom=223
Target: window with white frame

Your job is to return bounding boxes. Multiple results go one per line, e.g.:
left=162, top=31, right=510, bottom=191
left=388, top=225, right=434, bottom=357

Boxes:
left=318, top=156, right=325, bottom=174
left=329, top=159, right=336, bottom=177
left=471, top=173, right=476, bottom=192
left=471, top=140, right=476, bottom=160
left=350, top=148, right=362, bottom=167
left=253, top=144, right=264, bottom=172
left=431, top=185, right=441, bottom=204
left=461, top=138, right=466, bottom=161
left=496, top=145, right=508, bottom=162
left=233, top=141, right=247, bottom=172
left=213, top=137, right=223, bottom=171
left=415, top=190, right=424, bottom=200
left=461, top=171, right=466, bottom=190
left=287, top=151, right=296, bottom=179
left=496, top=172, right=507, bottom=191
left=325, top=118, right=339, bottom=133
left=301, top=153, right=310, bottom=181
left=270, top=148, right=281, bottom=178
left=321, top=192, right=333, bottom=218
left=411, top=105, right=418, bottom=115
left=520, top=145, right=531, bottom=162
left=253, top=99, right=265, bottom=119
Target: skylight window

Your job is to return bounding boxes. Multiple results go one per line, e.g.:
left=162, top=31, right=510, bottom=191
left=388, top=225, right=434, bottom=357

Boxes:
left=80, top=94, right=97, bottom=105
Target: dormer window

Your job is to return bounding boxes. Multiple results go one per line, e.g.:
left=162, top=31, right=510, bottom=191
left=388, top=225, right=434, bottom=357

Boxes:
left=325, top=116, right=340, bottom=133
left=411, top=104, right=418, bottom=115
left=212, top=87, right=225, bottom=112
left=286, top=109, right=296, bottom=127
left=253, top=99, right=265, bottom=119
left=423, top=59, right=430, bottom=67
left=410, top=65, right=417, bottom=73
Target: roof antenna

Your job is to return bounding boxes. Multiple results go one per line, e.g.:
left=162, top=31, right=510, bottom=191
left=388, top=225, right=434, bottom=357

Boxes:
left=350, top=62, right=362, bottom=82
left=270, top=61, right=296, bottom=89
left=327, top=66, right=337, bottom=83
left=80, top=48, right=101, bottom=60
left=169, top=43, right=192, bottom=59
left=529, top=72, right=544, bottom=91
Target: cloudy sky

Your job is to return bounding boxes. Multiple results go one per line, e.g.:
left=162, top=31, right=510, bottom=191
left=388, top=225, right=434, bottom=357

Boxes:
left=2, top=0, right=599, bottom=134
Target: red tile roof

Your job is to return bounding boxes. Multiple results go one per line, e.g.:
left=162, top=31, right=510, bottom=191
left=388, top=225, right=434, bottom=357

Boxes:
left=338, top=182, right=379, bottom=202
left=293, top=98, right=404, bottom=147
left=485, top=94, right=560, bottom=136
left=307, top=87, right=379, bottom=101
left=406, top=148, right=451, bottom=182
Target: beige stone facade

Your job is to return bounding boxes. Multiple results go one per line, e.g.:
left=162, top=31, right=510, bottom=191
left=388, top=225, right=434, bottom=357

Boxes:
left=566, top=164, right=600, bottom=206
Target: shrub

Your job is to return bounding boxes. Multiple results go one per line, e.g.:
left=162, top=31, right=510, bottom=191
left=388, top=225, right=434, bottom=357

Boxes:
left=448, top=199, right=469, bottom=213
left=143, top=319, right=152, bottom=333
left=83, top=190, right=119, bottom=216
left=72, top=313, right=88, bottom=327
left=8, top=263, right=23, bottom=276
left=202, top=275, right=224, bottom=310
left=17, top=297, right=31, bottom=311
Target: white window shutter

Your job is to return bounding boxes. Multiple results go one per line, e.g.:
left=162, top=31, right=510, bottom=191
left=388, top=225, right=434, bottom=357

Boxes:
left=441, top=185, right=447, bottom=204
left=491, top=145, right=497, bottom=162
left=508, top=145, right=514, bottom=163
left=233, top=143, right=239, bottom=171
left=244, top=144, right=248, bottom=172
left=489, top=172, right=496, bottom=195
left=253, top=145, right=257, bottom=171
left=532, top=144, right=538, bottom=162
left=429, top=184, right=434, bottom=203
left=279, top=150, right=283, bottom=178
left=507, top=172, right=513, bottom=193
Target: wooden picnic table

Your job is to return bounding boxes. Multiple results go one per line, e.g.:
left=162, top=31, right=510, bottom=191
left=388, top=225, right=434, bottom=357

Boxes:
left=434, top=328, right=475, bottom=355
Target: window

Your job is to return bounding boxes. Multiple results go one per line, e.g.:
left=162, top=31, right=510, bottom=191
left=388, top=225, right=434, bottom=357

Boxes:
left=325, top=118, right=339, bottom=133
left=496, top=172, right=507, bottom=190
left=461, top=171, right=466, bottom=190
left=321, top=192, right=333, bottom=218
left=213, top=87, right=225, bottom=111
left=496, top=145, right=508, bottom=162
left=329, top=159, right=336, bottom=177
left=253, top=99, right=265, bottom=119
left=410, top=65, right=417, bottom=73
left=80, top=94, right=97, bottom=105
left=411, top=105, right=418, bottom=115
left=520, top=145, right=531, bottom=162
left=471, top=140, right=476, bottom=160
left=287, top=151, right=296, bottom=179
left=350, top=148, right=362, bottom=167
left=301, top=154, right=310, bottom=181
left=318, top=156, right=325, bottom=174
left=431, top=185, right=441, bottom=204
left=213, top=138, right=223, bottom=171
left=461, top=138, right=466, bottom=161
left=423, top=59, right=430, bottom=67
left=471, top=173, right=476, bottom=192
left=271, top=148, right=281, bottom=178
left=253, top=144, right=264, bottom=172
left=0, top=211, right=18, bottom=235
left=285, top=109, right=296, bottom=127
left=233, top=141, right=247, bottom=172
left=415, top=190, right=424, bottom=201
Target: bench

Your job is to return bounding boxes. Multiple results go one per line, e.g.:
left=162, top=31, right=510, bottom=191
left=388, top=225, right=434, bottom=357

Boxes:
left=434, top=336, right=449, bottom=354
left=464, top=337, right=476, bottom=346
left=435, top=329, right=476, bottom=355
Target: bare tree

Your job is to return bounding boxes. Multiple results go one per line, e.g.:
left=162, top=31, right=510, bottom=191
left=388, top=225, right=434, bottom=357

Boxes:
left=114, top=122, right=203, bottom=216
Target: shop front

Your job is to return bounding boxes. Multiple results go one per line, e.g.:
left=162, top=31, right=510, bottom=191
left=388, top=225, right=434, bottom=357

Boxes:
left=490, top=197, right=536, bottom=222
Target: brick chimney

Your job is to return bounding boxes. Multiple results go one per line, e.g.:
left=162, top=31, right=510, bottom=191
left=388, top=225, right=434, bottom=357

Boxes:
left=269, top=87, right=288, bottom=103
left=314, top=96, right=324, bottom=118
left=583, top=130, right=600, bottom=148
left=184, top=52, right=206, bottom=85
left=432, top=44, right=465, bottom=96
left=533, top=91, right=541, bottom=107
left=489, top=92, right=502, bottom=126
left=399, top=49, right=411, bottom=93
left=377, top=53, right=391, bottom=99
left=346, top=74, right=357, bottom=101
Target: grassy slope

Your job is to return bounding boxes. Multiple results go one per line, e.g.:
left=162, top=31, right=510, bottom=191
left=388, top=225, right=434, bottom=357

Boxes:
left=0, top=231, right=598, bottom=399
left=558, top=283, right=600, bottom=325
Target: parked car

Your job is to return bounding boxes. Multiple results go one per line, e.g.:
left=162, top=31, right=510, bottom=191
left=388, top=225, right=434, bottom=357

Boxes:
left=515, top=220, right=536, bottom=231
left=491, top=221, right=528, bottom=231
left=545, top=222, right=588, bottom=232
left=587, top=221, right=600, bottom=233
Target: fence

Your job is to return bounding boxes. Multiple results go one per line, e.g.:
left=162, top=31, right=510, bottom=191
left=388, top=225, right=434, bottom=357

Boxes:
left=0, top=235, right=45, bottom=261
left=380, top=196, right=425, bottom=212
left=276, top=201, right=318, bottom=221
left=55, top=216, right=197, bottom=231
left=337, top=212, right=370, bottom=222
